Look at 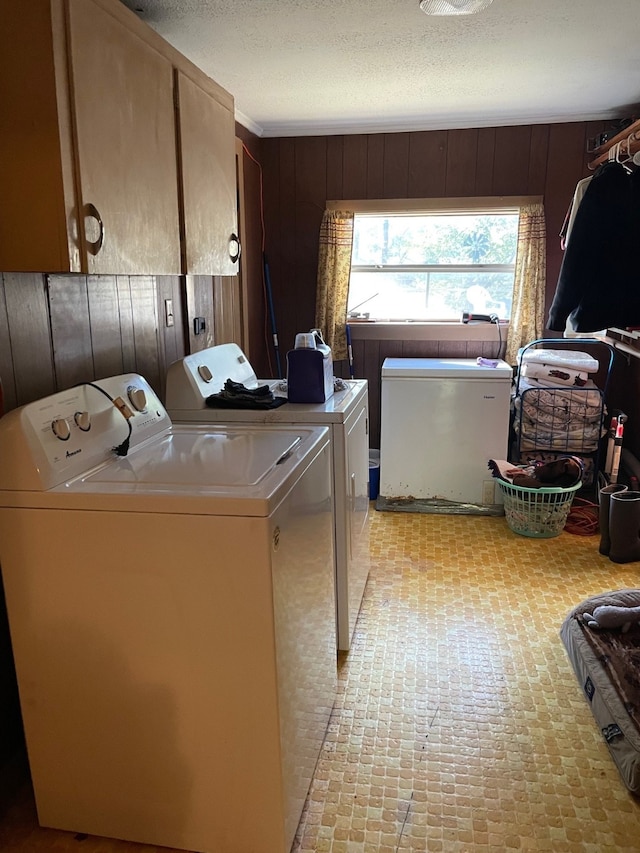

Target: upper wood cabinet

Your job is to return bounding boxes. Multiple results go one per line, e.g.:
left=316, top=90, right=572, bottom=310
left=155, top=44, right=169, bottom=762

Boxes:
left=177, top=71, right=239, bottom=276
left=67, top=0, right=181, bottom=274
left=0, top=0, right=237, bottom=277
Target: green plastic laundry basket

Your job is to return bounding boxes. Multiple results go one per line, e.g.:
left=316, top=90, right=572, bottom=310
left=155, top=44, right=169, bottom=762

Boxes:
left=497, top=480, right=581, bottom=538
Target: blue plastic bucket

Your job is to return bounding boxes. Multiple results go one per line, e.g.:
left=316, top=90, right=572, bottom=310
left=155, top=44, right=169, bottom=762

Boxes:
left=369, top=450, right=380, bottom=500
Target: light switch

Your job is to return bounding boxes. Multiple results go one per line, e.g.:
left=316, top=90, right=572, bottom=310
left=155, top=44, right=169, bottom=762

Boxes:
left=164, top=299, right=174, bottom=327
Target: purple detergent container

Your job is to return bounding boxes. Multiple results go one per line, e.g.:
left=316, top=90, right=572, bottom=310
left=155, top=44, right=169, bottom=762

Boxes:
left=286, top=329, right=334, bottom=404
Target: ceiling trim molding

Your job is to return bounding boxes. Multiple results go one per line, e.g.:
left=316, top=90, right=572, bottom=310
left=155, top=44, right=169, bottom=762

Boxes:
left=235, top=110, right=264, bottom=138
left=256, top=109, right=627, bottom=138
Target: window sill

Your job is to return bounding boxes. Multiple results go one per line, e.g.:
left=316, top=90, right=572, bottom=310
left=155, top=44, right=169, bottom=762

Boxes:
left=347, top=321, right=508, bottom=342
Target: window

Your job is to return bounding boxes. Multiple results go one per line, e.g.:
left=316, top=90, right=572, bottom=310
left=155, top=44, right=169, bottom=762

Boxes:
left=347, top=209, right=519, bottom=322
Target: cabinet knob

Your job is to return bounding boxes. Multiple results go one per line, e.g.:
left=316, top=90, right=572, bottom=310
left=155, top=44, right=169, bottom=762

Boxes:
left=84, top=202, right=105, bottom=255
left=229, top=232, right=241, bottom=264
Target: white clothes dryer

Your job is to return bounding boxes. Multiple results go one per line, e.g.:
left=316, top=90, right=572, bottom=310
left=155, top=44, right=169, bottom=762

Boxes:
left=165, top=344, right=370, bottom=651
left=0, top=374, right=336, bottom=853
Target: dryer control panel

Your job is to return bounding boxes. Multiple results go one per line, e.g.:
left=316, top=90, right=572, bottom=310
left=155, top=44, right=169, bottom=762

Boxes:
left=0, top=375, right=171, bottom=491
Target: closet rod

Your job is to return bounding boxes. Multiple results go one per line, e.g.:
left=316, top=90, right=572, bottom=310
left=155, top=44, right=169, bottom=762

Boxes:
left=596, top=335, right=640, bottom=361
left=588, top=118, right=640, bottom=170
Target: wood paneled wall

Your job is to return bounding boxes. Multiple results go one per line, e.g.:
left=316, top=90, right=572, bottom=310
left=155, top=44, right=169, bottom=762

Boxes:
left=260, top=121, right=607, bottom=361
left=255, top=120, right=621, bottom=445
left=0, top=273, right=186, bottom=411
left=236, top=125, right=271, bottom=377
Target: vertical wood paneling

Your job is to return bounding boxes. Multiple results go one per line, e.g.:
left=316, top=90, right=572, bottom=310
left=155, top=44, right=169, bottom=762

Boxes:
left=438, top=339, right=468, bottom=357
left=116, top=275, right=137, bottom=373
left=259, top=140, right=282, bottom=377
left=0, top=274, right=17, bottom=411
left=445, top=128, right=478, bottom=196
left=3, top=273, right=54, bottom=405
left=475, top=127, right=496, bottom=196
left=382, top=133, right=410, bottom=197
left=240, top=143, right=269, bottom=375
left=326, top=136, right=344, bottom=200
left=213, top=275, right=243, bottom=346
left=366, top=136, right=385, bottom=198
left=87, top=275, right=125, bottom=379
left=185, top=274, right=215, bottom=354
left=129, top=275, right=162, bottom=394
left=362, top=338, right=381, bottom=448
left=156, top=274, right=185, bottom=376
left=403, top=340, right=439, bottom=358
left=169, top=275, right=186, bottom=364
left=48, top=275, right=94, bottom=388
left=408, top=131, right=448, bottom=198
left=261, top=139, right=281, bottom=255
left=294, top=137, right=327, bottom=348
left=342, top=135, right=368, bottom=199
left=492, top=125, right=532, bottom=196
left=274, top=139, right=296, bottom=359
left=527, top=124, right=550, bottom=194
left=351, top=339, right=367, bottom=380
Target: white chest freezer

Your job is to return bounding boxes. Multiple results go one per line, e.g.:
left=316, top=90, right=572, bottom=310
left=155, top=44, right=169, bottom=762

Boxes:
left=380, top=357, right=513, bottom=505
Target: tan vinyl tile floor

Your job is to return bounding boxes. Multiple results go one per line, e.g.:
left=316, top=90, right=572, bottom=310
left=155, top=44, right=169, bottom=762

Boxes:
left=1, top=508, right=640, bottom=852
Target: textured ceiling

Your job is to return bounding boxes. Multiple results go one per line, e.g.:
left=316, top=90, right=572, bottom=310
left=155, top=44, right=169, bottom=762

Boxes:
left=120, top=0, right=640, bottom=137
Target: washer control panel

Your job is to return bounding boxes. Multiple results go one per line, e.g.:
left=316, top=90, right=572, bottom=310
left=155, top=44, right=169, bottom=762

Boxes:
left=0, top=374, right=171, bottom=491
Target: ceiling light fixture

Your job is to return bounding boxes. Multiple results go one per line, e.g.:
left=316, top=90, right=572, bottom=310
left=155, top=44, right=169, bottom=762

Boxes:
left=419, top=0, right=493, bottom=15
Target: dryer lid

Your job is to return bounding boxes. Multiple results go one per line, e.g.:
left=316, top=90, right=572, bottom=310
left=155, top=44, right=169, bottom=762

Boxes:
left=165, top=344, right=274, bottom=410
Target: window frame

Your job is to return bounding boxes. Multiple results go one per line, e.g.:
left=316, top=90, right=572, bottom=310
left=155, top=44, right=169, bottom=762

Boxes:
left=327, top=195, right=541, bottom=337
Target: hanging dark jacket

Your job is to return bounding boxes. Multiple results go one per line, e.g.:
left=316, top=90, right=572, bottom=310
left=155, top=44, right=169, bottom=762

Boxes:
left=547, top=162, right=640, bottom=332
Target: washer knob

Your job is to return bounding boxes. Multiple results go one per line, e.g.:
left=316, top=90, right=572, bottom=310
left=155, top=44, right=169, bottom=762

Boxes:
left=51, top=418, right=71, bottom=441
left=74, top=411, right=91, bottom=431
left=197, top=365, right=213, bottom=382
left=127, top=387, right=147, bottom=412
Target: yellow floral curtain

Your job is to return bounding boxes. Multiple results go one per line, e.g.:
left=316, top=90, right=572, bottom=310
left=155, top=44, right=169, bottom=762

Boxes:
left=314, top=209, right=354, bottom=361
left=505, top=203, right=546, bottom=366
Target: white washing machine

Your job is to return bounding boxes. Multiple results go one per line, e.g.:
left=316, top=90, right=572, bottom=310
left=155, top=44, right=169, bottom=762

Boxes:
left=0, top=375, right=336, bottom=853
left=380, top=357, right=513, bottom=505
left=165, top=344, right=370, bottom=651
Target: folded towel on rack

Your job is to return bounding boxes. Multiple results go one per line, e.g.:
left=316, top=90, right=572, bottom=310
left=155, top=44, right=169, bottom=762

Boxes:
left=518, top=347, right=599, bottom=374
left=521, top=361, right=588, bottom=387
left=515, top=376, right=604, bottom=412
left=514, top=421, right=602, bottom=453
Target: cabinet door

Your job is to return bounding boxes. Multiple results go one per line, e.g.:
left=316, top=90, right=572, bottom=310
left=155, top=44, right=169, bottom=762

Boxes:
left=177, top=71, right=239, bottom=275
left=67, top=0, right=181, bottom=274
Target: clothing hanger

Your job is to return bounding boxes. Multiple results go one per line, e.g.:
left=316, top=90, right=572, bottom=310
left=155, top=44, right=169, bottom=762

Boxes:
left=610, top=139, right=633, bottom=173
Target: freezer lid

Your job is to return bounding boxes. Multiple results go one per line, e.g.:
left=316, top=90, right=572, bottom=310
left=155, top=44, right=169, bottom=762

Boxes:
left=381, top=357, right=513, bottom=379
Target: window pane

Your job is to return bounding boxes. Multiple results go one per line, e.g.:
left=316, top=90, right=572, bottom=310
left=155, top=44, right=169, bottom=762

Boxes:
left=347, top=270, right=514, bottom=321
left=348, top=211, right=519, bottom=321
left=352, top=214, right=518, bottom=266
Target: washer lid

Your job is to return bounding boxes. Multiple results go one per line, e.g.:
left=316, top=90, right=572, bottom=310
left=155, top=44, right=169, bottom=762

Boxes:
left=82, top=428, right=303, bottom=489
left=0, top=424, right=330, bottom=517
left=381, top=357, right=513, bottom=379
